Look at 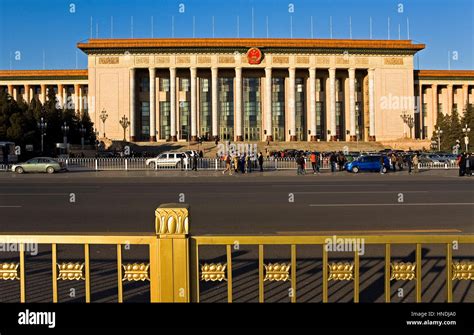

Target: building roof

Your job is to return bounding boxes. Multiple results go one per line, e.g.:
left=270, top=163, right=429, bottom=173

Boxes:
left=77, top=38, right=425, bottom=54
left=0, top=69, right=88, bottom=80
left=415, top=70, right=474, bottom=79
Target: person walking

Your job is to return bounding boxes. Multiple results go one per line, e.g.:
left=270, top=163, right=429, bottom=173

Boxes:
left=233, top=155, right=239, bottom=173
left=458, top=152, right=466, bottom=176
left=379, top=155, right=386, bottom=174
left=223, top=154, right=232, bottom=175
left=258, top=152, right=264, bottom=172
left=390, top=153, right=397, bottom=172
left=296, top=155, right=304, bottom=175
left=310, top=152, right=317, bottom=174
left=397, top=154, right=404, bottom=171
left=412, top=154, right=419, bottom=173
left=192, top=153, right=198, bottom=171
left=330, top=152, right=337, bottom=173
left=406, top=154, right=412, bottom=174
left=246, top=154, right=252, bottom=173
left=466, top=153, right=471, bottom=176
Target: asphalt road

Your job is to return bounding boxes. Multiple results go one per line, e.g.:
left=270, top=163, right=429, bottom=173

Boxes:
left=0, top=169, right=472, bottom=234
left=0, top=170, right=472, bottom=303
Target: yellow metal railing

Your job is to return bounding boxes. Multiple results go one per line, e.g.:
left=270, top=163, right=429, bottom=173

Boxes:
left=1, top=204, right=473, bottom=303
left=191, top=235, right=474, bottom=303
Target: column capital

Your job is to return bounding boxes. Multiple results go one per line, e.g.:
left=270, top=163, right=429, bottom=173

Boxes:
left=348, top=68, right=356, bottom=75
left=130, top=67, right=136, bottom=73
left=211, top=66, right=218, bottom=74
left=149, top=67, right=156, bottom=74
left=329, top=68, right=336, bottom=75
left=170, top=67, right=176, bottom=73
left=309, top=67, right=316, bottom=75
left=190, top=67, right=197, bottom=75
left=265, top=66, right=272, bottom=72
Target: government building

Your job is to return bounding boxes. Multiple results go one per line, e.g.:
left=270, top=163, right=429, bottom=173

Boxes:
left=1, top=38, right=473, bottom=143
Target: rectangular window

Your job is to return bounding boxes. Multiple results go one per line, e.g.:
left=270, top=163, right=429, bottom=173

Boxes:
left=218, top=77, right=234, bottom=140
left=139, top=77, right=150, bottom=93
left=295, top=78, right=306, bottom=141
left=179, top=101, right=190, bottom=140
left=140, top=101, right=150, bottom=138
left=159, top=101, right=171, bottom=140
left=272, top=77, right=285, bottom=141
left=199, top=78, right=211, bottom=138
left=316, top=78, right=322, bottom=92
left=180, top=78, right=190, bottom=92
left=159, top=78, right=170, bottom=92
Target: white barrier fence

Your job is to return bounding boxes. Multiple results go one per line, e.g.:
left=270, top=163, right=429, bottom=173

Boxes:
left=0, top=159, right=460, bottom=172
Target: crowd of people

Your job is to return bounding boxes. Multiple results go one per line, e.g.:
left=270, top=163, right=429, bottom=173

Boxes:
left=222, top=152, right=265, bottom=175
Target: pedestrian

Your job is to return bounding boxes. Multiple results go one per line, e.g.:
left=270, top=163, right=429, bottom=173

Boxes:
left=199, top=150, right=204, bottom=158
left=258, top=152, right=264, bottom=172
left=233, top=155, right=239, bottom=173
left=459, top=152, right=466, bottom=176
left=240, top=154, right=246, bottom=174
left=379, top=155, right=386, bottom=174
left=466, top=153, right=472, bottom=176
left=180, top=153, right=184, bottom=171
left=390, top=153, right=397, bottom=172
left=246, top=154, right=252, bottom=173
left=192, top=153, right=198, bottom=171
left=406, top=154, right=412, bottom=174
left=412, top=154, right=419, bottom=173
left=397, top=155, right=404, bottom=171
left=330, top=152, right=337, bottom=172
left=223, top=154, right=232, bottom=175
left=296, top=155, right=303, bottom=175
left=310, top=152, right=317, bottom=174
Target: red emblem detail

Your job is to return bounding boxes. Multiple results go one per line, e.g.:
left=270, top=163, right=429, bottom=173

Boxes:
left=247, top=48, right=262, bottom=65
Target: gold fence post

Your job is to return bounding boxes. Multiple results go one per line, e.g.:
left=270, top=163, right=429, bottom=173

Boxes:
left=154, top=203, right=190, bottom=302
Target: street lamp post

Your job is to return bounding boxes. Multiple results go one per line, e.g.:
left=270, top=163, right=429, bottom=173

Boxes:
left=462, top=124, right=471, bottom=152
left=61, top=122, right=70, bottom=154
left=79, top=125, right=86, bottom=150
left=37, top=117, right=47, bottom=154
left=119, top=115, right=130, bottom=141
left=100, top=109, right=108, bottom=138
left=435, top=126, right=443, bottom=152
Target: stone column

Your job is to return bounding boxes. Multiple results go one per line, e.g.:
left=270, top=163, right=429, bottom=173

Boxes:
left=74, top=84, right=80, bottom=113
left=24, top=84, right=30, bottom=103
left=235, top=67, right=243, bottom=141
left=348, top=68, right=356, bottom=141
left=309, top=67, right=317, bottom=141
left=57, top=84, right=64, bottom=108
left=79, top=85, right=84, bottom=115
left=130, top=68, right=136, bottom=141
left=190, top=67, right=198, bottom=141
left=368, top=68, right=376, bottom=141
left=211, top=67, right=218, bottom=140
left=431, top=84, right=438, bottom=133
left=40, top=84, right=46, bottom=104
left=149, top=67, right=156, bottom=141
left=329, top=68, right=337, bottom=141
left=170, top=67, right=177, bottom=141
left=462, top=84, right=469, bottom=113
left=13, top=86, right=18, bottom=101
left=264, top=67, right=273, bottom=141
left=7, top=85, right=13, bottom=97
left=288, top=67, right=296, bottom=141
left=447, top=84, right=453, bottom=115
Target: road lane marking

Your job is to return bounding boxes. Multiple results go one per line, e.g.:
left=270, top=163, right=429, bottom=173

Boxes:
left=309, top=203, right=474, bottom=207
left=277, top=229, right=463, bottom=234
left=0, top=205, right=22, bottom=208
left=296, top=191, right=429, bottom=194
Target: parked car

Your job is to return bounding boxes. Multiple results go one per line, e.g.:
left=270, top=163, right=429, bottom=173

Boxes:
left=146, top=152, right=188, bottom=169
left=345, top=155, right=390, bottom=173
left=11, top=157, right=66, bottom=174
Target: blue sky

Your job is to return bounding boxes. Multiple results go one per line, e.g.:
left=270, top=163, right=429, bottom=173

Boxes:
left=0, top=0, right=472, bottom=70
